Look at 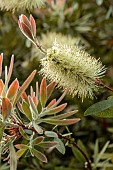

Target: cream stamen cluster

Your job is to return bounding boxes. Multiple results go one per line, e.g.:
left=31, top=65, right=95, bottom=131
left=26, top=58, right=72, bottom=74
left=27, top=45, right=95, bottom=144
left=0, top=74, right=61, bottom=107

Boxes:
left=0, top=0, right=45, bottom=11
left=41, top=40, right=106, bottom=100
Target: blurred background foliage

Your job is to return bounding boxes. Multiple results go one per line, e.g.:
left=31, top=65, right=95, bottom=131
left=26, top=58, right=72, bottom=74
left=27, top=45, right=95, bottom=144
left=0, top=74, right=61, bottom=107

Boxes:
left=1, top=0, right=113, bottom=169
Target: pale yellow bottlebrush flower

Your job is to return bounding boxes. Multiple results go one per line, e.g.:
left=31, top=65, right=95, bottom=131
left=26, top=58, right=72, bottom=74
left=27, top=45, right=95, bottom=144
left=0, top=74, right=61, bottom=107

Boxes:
left=0, top=0, right=45, bottom=11
left=40, top=40, right=106, bottom=100
left=32, top=32, right=87, bottom=59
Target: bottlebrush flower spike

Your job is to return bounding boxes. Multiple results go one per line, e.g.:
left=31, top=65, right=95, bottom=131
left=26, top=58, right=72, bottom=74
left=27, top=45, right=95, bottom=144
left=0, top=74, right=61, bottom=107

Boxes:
left=0, top=0, right=45, bottom=11
left=41, top=40, right=106, bottom=100
left=18, top=14, right=37, bottom=46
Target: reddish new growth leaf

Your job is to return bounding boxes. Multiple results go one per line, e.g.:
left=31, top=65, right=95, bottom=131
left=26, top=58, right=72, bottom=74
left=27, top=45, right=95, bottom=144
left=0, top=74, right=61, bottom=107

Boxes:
left=2, top=98, right=12, bottom=121
left=47, top=103, right=67, bottom=115
left=0, top=54, right=3, bottom=77
left=18, top=14, right=37, bottom=45
left=13, top=70, right=36, bottom=106
left=47, top=99, right=56, bottom=108
left=40, top=77, right=47, bottom=108
left=21, top=92, right=29, bottom=104
left=0, top=80, right=4, bottom=96
left=7, top=79, right=19, bottom=100
left=30, top=14, right=36, bottom=38
left=47, top=82, right=56, bottom=99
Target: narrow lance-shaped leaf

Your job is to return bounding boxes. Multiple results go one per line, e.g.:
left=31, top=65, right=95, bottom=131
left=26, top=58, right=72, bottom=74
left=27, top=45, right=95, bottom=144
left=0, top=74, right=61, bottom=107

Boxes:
left=19, top=126, right=29, bottom=140
left=22, top=100, right=32, bottom=121
left=9, top=143, right=17, bottom=170
left=33, top=122, right=43, bottom=134
left=44, top=131, right=58, bottom=138
left=72, top=146, right=85, bottom=163
left=51, top=89, right=68, bottom=108
left=0, top=79, right=4, bottom=96
left=7, top=79, right=19, bottom=100
left=30, top=86, right=34, bottom=97
left=43, top=118, right=80, bottom=125
left=36, top=82, right=38, bottom=99
left=19, top=21, right=33, bottom=41
left=20, top=15, right=31, bottom=30
left=0, top=125, right=5, bottom=141
left=77, top=140, right=89, bottom=159
left=30, top=148, right=47, bottom=163
left=32, top=96, right=38, bottom=106
left=17, top=102, right=23, bottom=113
left=47, top=103, right=67, bottom=115
left=47, top=99, right=56, bottom=108
left=32, top=136, right=44, bottom=145
left=40, top=78, right=47, bottom=108
left=30, top=14, right=36, bottom=37
left=28, top=96, right=38, bottom=114
left=13, top=70, right=36, bottom=106
left=51, top=110, right=78, bottom=119
left=0, top=54, right=3, bottom=77
left=54, top=137, right=65, bottom=154
left=2, top=98, right=12, bottom=121
left=95, top=141, right=110, bottom=165
left=21, top=92, right=29, bottom=104
left=15, top=144, right=29, bottom=150
left=16, top=149, right=27, bottom=159
left=38, top=141, right=58, bottom=148
left=47, top=82, right=56, bottom=99
left=93, top=139, right=99, bottom=165
left=2, top=55, right=14, bottom=97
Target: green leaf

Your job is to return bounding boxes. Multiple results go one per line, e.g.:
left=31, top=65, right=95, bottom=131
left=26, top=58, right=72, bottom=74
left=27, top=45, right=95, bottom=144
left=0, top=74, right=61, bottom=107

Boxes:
left=2, top=55, right=14, bottom=97
left=38, top=141, right=58, bottom=148
left=33, top=122, right=43, bottom=134
left=22, top=100, right=32, bottom=121
left=72, top=146, right=85, bottom=163
left=9, top=143, right=17, bottom=170
left=45, top=131, right=58, bottom=138
left=84, top=98, right=113, bottom=118
left=0, top=125, right=5, bottom=141
left=16, top=149, right=27, bottom=159
left=52, top=110, right=78, bottom=119
left=19, top=126, right=29, bottom=140
left=28, top=96, right=38, bottom=115
left=77, top=140, right=89, bottom=159
left=2, top=98, right=12, bottom=121
left=95, top=141, right=110, bottom=165
left=43, top=118, right=80, bottom=125
left=93, top=139, right=99, bottom=167
left=54, top=137, right=65, bottom=154
left=32, top=136, right=44, bottom=145
left=40, top=78, right=47, bottom=108
left=15, top=144, right=29, bottom=150
left=30, top=148, right=47, bottom=163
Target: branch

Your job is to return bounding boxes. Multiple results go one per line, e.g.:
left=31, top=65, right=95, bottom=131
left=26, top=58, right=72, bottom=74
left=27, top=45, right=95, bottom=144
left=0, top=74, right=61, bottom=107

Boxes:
left=95, top=78, right=113, bottom=93
left=57, top=132, right=92, bottom=170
